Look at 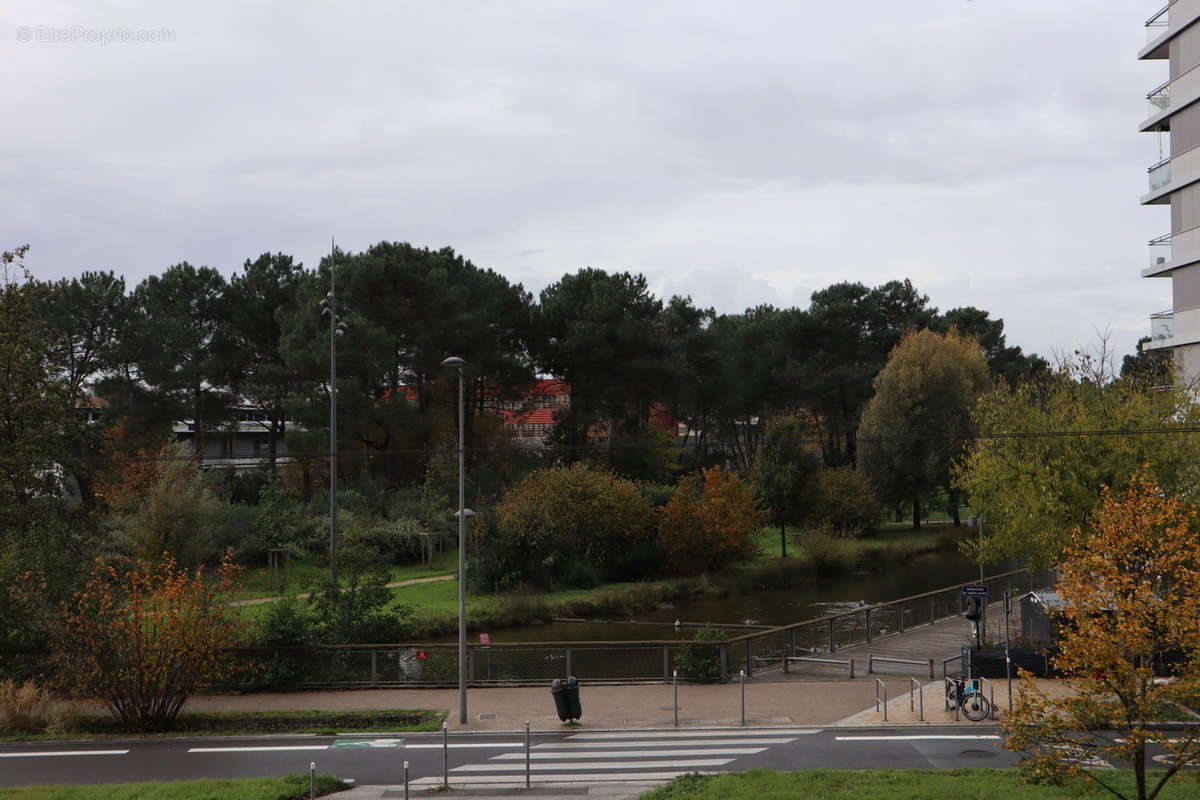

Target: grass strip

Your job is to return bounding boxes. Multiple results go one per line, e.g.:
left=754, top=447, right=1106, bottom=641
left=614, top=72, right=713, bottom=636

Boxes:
left=0, top=773, right=346, bottom=799
left=3, top=710, right=444, bottom=741
left=642, top=768, right=1200, bottom=800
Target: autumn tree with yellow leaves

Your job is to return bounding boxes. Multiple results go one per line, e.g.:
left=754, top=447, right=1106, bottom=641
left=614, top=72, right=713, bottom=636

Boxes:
left=1004, top=470, right=1200, bottom=800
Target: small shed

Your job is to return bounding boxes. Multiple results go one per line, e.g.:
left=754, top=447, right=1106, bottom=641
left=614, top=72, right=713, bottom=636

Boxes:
left=1020, top=590, right=1066, bottom=648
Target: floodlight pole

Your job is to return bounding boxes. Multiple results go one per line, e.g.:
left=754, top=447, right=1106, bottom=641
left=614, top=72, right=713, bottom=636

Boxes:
left=442, top=356, right=468, bottom=724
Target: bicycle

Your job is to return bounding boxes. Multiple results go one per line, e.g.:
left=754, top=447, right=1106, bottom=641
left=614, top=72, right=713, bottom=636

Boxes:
left=946, top=676, right=991, bottom=721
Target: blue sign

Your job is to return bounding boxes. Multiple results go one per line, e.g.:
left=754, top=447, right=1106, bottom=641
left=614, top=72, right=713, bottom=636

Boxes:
left=962, top=584, right=990, bottom=598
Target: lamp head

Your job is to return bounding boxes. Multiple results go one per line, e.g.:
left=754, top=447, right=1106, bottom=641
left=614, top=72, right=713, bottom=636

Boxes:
left=441, top=356, right=465, bottom=370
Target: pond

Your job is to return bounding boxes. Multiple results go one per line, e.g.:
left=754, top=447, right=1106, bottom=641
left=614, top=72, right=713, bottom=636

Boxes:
left=463, top=548, right=995, bottom=644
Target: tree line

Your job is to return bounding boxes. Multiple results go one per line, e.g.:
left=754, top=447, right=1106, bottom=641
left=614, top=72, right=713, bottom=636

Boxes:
left=25, top=241, right=1046, bottom=490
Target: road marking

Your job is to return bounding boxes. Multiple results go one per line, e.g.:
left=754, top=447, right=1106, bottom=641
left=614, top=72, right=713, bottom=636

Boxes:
left=565, top=729, right=819, bottom=740
left=536, top=737, right=796, bottom=749
left=411, top=771, right=717, bottom=786
left=452, top=758, right=734, bottom=772
left=403, top=742, right=523, bottom=749
left=330, top=738, right=404, bottom=750
left=493, top=747, right=767, bottom=760
left=836, top=735, right=1001, bottom=742
left=0, top=750, right=129, bottom=758
left=188, top=745, right=329, bottom=753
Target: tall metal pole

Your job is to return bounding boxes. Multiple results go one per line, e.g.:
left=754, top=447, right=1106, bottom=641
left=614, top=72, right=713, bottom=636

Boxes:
left=440, top=356, right=468, bottom=724
left=457, top=364, right=466, bottom=724
left=328, top=239, right=338, bottom=587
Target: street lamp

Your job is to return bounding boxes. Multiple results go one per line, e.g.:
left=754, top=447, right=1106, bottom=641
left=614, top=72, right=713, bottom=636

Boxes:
left=441, top=355, right=469, bottom=724
left=320, top=246, right=346, bottom=587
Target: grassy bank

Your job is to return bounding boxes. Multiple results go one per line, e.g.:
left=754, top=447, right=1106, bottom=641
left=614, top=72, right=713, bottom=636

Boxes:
left=234, top=526, right=968, bottom=640
left=642, top=768, right=1199, bottom=800
left=0, top=774, right=346, bottom=800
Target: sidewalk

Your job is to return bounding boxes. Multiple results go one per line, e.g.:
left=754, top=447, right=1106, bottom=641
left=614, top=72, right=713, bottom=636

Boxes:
left=182, top=675, right=1063, bottom=799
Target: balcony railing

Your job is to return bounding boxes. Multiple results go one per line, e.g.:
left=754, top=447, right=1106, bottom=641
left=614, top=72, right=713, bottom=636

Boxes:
left=1149, top=232, right=1173, bottom=268
left=1149, top=157, right=1172, bottom=192
left=1148, top=78, right=1172, bottom=117
left=1147, top=3, right=1170, bottom=44
left=1151, top=310, right=1174, bottom=342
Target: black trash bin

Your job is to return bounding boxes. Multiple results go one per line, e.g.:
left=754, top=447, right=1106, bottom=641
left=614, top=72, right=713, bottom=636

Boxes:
left=566, top=676, right=582, bottom=721
left=551, top=676, right=583, bottom=722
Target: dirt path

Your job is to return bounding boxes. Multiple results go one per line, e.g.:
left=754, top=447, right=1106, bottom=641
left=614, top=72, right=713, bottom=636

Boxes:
left=230, top=573, right=455, bottom=607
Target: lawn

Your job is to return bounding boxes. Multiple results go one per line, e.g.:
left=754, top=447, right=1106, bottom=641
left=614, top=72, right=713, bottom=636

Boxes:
left=753, top=524, right=951, bottom=561
left=641, top=768, right=1200, bottom=800
left=237, top=548, right=459, bottom=600
left=0, top=774, right=346, bottom=800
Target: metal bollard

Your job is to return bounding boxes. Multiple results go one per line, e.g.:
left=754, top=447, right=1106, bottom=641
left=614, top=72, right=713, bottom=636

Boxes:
left=525, top=720, right=531, bottom=788
left=403, top=760, right=409, bottom=800
left=442, top=721, right=448, bottom=788
left=739, top=669, right=746, bottom=727
left=309, top=761, right=316, bottom=800
left=673, top=669, right=679, bottom=727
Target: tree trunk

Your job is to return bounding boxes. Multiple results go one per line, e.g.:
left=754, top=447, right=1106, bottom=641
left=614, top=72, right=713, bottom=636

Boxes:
left=780, top=523, right=787, bottom=559
left=951, top=501, right=961, bottom=527
left=912, top=497, right=921, bottom=530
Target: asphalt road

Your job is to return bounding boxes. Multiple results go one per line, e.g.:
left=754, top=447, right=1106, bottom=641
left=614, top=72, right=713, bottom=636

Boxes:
left=0, top=726, right=1024, bottom=788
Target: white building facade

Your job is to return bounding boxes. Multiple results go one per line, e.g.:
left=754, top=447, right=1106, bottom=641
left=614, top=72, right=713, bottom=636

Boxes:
left=1141, top=2, right=1200, bottom=384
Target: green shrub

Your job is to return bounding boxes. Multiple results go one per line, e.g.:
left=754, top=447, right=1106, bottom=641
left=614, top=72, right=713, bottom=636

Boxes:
left=807, top=467, right=880, bottom=538
left=674, top=625, right=727, bottom=682
left=490, top=464, right=657, bottom=589
left=798, top=528, right=857, bottom=576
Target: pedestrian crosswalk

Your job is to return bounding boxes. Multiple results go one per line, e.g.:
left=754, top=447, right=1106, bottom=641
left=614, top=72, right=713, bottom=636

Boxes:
left=409, top=727, right=818, bottom=788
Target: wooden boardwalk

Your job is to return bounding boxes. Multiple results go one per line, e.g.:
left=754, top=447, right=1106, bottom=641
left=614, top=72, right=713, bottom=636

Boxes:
left=759, top=598, right=1021, bottom=680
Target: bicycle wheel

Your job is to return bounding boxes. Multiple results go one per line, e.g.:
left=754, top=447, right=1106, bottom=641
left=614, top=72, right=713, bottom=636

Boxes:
left=961, top=691, right=991, bottom=722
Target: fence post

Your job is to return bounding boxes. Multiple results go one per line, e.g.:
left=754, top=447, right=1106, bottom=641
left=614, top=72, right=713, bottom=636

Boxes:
left=370, top=650, right=378, bottom=687
left=442, top=722, right=448, bottom=789
left=739, top=669, right=745, bottom=727
left=868, top=653, right=874, bottom=674
left=469, top=648, right=475, bottom=686
left=673, top=669, right=678, bottom=727
left=898, top=601, right=905, bottom=634
left=525, top=720, right=531, bottom=788
left=720, top=644, right=729, bottom=681
left=565, top=646, right=572, bottom=679
left=928, top=658, right=934, bottom=680
left=865, top=609, right=872, bottom=643
left=663, top=645, right=670, bottom=681
left=829, top=618, right=836, bottom=653
left=744, top=639, right=752, bottom=677
left=785, top=630, right=794, bottom=673
left=403, top=760, right=409, bottom=800
left=309, top=761, right=316, bottom=800
left=929, top=596, right=935, bottom=626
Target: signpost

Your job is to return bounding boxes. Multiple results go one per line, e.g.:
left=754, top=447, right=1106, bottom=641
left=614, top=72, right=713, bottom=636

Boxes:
left=963, top=584, right=989, bottom=650
left=415, top=650, right=429, bottom=661
left=479, top=633, right=491, bottom=645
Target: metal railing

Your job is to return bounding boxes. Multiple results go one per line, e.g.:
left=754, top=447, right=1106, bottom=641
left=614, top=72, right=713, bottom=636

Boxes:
left=724, top=567, right=1051, bottom=678
left=215, top=567, right=1050, bottom=690
left=1147, top=2, right=1171, bottom=43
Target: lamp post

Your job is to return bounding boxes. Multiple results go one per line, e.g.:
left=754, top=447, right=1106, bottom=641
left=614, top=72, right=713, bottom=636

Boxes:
left=441, top=355, right=469, bottom=724
left=320, top=244, right=346, bottom=586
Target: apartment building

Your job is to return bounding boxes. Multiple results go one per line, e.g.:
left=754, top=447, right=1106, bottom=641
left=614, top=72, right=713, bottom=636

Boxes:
left=1141, top=1, right=1200, bottom=384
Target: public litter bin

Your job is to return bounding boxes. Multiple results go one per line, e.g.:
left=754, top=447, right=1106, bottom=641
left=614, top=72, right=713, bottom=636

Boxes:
left=551, top=676, right=583, bottom=722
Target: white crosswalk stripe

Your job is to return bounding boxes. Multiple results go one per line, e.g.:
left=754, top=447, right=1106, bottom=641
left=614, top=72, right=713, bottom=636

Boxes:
left=409, top=727, right=811, bottom=788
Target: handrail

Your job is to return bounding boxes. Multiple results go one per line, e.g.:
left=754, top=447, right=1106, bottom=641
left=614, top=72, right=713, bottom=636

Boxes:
left=909, top=676, right=924, bottom=721
left=724, top=567, right=1037, bottom=645
left=1149, top=154, right=1172, bottom=173
left=1149, top=231, right=1174, bottom=246
left=1147, top=2, right=1171, bottom=28
left=788, top=655, right=854, bottom=678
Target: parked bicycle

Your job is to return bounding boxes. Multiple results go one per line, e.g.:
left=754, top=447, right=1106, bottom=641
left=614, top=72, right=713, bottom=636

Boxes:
left=946, top=676, right=991, bottom=721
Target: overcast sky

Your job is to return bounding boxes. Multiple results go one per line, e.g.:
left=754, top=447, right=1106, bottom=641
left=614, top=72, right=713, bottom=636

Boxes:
left=1, top=1, right=1172, bottom=362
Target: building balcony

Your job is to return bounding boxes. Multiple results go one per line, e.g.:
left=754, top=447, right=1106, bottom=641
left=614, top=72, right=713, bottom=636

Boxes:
left=1140, top=0, right=1200, bottom=60
left=1152, top=309, right=1174, bottom=343
left=1149, top=232, right=1173, bottom=270
left=1149, top=157, right=1172, bottom=193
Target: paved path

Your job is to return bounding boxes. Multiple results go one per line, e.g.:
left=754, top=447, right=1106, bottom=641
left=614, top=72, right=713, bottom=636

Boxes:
left=776, top=596, right=1022, bottom=679
left=230, top=574, right=454, bottom=607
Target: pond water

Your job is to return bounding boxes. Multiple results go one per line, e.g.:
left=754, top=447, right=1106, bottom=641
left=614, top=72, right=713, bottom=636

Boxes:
left=456, top=549, right=994, bottom=644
